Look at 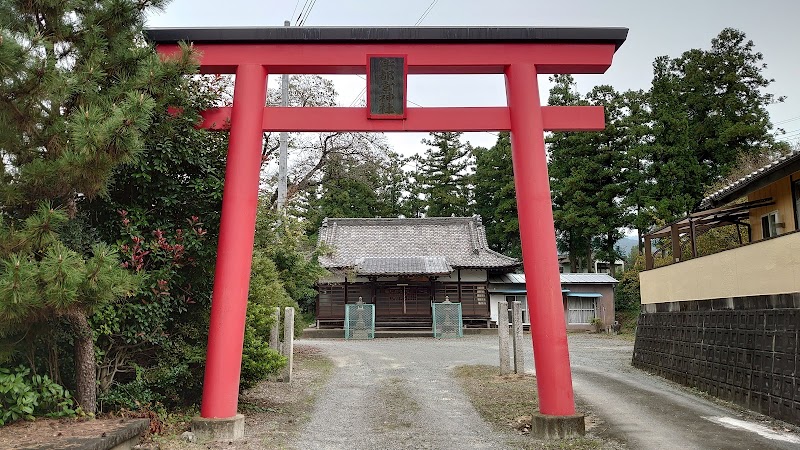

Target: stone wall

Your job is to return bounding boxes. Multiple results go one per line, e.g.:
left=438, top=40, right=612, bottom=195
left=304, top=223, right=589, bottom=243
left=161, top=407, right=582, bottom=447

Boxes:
left=632, top=293, right=800, bottom=425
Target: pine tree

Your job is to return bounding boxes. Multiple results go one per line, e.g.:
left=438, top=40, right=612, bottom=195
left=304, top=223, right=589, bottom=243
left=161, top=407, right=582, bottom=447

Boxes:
left=414, top=132, right=473, bottom=217
left=472, top=133, right=520, bottom=258
left=0, top=0, right=195, bottom=413
left=0, top=205, right=136, bottom=414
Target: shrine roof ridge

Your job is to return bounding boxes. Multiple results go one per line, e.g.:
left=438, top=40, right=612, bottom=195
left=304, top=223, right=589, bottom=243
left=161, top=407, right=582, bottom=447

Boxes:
left=144, top=26, right=628, bottom=51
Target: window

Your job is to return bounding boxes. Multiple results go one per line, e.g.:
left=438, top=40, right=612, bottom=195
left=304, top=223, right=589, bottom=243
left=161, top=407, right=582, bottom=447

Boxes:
left=567, top=297, right=596, bottom=324
left=761, top=211, right=780, bottom=239
left=503, top=295, right=528, bottom=324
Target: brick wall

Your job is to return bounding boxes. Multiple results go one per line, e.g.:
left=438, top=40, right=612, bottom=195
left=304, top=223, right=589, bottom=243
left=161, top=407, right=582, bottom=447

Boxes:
left=633, top=293, right=800, bottom=425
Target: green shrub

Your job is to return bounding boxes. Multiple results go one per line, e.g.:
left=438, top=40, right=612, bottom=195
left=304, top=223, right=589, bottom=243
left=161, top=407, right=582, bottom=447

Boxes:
left=98, top=365, right=164, bottom=412
left=0, top=366, right=77, bottom=425
left=615, top=255, right=643, bottom=312
left=240, top=336, right=286, bottom=389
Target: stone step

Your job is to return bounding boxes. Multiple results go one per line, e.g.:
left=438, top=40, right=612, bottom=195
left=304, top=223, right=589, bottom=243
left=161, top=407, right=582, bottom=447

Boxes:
left=301, top=327, right=499, bottom=339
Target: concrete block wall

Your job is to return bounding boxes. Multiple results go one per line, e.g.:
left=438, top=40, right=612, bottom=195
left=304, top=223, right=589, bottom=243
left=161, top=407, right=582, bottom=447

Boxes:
left=632, top=293, right=800, bottom=425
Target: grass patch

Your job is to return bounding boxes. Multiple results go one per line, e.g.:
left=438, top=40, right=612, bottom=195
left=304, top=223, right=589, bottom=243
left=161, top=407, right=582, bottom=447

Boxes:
left=373, top=377, right=421, bottom=431
left=615, top=310, right=639, bottom=335
left=156, top=345, right=335, bottom=449
left=453, top=365, right=626, bottom=450
left=453, top=365, right=538, bottom=427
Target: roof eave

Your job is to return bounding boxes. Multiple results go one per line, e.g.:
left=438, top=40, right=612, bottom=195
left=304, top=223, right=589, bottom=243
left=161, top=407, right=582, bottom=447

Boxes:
left=144, top=26, right=628, bottom=51
left=702, top=152, right=800, bottom=208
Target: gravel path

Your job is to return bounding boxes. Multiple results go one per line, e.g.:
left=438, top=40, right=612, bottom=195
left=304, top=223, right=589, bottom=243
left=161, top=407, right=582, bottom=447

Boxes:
left=291, top=337, right=528, bottom=449
left=292, top=334, right=800, bottom=450
left=567, top=334, right=800, bottom=450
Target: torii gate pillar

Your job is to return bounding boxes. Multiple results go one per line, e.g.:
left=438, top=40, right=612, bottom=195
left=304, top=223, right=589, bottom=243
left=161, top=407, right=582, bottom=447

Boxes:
left=148, top=26, right=628, bottom=438
left=506, top=63, right=576, bottom=415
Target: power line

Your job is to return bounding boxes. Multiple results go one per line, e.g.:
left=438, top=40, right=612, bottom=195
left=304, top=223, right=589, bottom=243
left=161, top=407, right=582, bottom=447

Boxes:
left=348, top=85, right=367, bottom=107
left=294, top=0, right=311, bottom=25
left=774, top=115, right=800, bottom=126
left=782, top=131, right=800, bottom=140
left=297, top=0, right=318, bottom=26
left=344, top=1, right=501, bottom=141
left=290, top=0, right=302, bottom=22
left=414, top=0, right=438, bottom=26
left=348, top=76, right=500, bottom=138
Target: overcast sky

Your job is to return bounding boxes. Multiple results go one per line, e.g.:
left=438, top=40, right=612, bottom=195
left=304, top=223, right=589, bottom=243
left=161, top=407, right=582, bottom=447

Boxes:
left=146, top=0, right=800, bottom=153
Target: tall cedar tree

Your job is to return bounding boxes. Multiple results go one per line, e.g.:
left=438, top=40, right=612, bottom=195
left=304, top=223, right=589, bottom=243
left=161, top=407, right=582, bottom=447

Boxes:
left=414, top=132, right=473, bottom=217
left=548, top=77, right=634, bottom=276
left=547, top=75, right=595, bottom=272
left=583, top=86, right=632, bottom=277
left=648, top=28, right=781, bottom=220
left=472, top=132, right=521, bottom=259
left=376, top=151, right=413, bottom=218
left=617, top=89, right=653, bottom=253
left=0, top=0, right=195, bottom=413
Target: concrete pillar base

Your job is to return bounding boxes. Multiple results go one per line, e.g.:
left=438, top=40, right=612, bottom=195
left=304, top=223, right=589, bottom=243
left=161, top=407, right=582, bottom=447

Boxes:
left=191, top=414, right=245, bottom=441
left=530, top=412, right=585, bottom=439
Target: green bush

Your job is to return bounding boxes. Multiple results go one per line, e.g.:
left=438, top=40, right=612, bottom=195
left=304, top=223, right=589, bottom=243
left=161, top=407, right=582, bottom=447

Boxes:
left=0, top=366, right=77, bottom=425
left=615, top=255, right=643, bottom=312
left=240, top=337, right=286, bottom=389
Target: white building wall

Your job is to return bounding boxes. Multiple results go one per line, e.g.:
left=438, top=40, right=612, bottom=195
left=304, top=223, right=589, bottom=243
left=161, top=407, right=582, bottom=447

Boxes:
left=489, top=292, right=530, bottom=325
left=437, top=269, right=487, bottom=282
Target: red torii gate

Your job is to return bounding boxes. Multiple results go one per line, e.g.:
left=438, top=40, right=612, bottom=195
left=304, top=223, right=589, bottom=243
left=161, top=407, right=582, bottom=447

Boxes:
left=148, top=26, right=627, bottom=431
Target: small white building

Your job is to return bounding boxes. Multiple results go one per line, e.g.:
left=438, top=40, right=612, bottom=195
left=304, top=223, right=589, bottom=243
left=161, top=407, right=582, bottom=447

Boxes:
left=488, top=273, right=618, bottom=331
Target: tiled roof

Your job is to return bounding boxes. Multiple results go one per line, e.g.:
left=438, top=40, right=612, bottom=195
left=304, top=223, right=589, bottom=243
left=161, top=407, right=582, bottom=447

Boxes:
left=560, top=273, right=619, bottom=284
left=489, top=273, right=618, bottom=284
left=318, top=217, right=519, bottom=271
left=701, top=150, right=800, bottom=208
left=357, top=256, right=452, bottom=276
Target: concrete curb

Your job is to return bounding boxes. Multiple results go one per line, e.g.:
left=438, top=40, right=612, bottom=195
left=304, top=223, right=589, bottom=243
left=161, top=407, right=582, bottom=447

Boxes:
left=24, top=418, right=149, bottom=450
left=302, top=327, right=501, bottom=339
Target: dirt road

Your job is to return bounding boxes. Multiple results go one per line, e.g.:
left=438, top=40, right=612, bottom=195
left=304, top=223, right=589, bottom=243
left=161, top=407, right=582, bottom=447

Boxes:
left=293, top=334, right=799, bottom=449
left=568, top=334, right=800, bottom=450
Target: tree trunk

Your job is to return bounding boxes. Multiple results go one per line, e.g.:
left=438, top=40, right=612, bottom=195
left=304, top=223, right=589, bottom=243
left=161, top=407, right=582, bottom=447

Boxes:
left=608, top=231, right=616, bottom=278
left=637, top=227, right=644, bottom=256
left=63, top=308, right=96, bottom=414
left=569, top=233, right=578, bottom=273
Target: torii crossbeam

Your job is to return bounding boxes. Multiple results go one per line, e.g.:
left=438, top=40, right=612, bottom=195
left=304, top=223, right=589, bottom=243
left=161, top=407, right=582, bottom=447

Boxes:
left=148, top=25, right=627, bottom=433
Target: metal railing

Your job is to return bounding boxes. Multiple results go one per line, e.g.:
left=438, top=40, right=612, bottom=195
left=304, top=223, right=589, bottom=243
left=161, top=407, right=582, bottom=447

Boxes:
left=432, top=299, right=463, bottom=338
left=344, top=303, right=375, bottom=340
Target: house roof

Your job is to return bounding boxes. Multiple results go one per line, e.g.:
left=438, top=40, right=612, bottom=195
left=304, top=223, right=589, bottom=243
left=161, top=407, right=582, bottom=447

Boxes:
left=357, top=256, right=452, bottom=276
left=645, top=197, right=775, bottom=240
left=489, top=273, right=618, bottom=284
left=318, top=217, right=519, bottom=273
left=701, top=150, right=800, bottom=208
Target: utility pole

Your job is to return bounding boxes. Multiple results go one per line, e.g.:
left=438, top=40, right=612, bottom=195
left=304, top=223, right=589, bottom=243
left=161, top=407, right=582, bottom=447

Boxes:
left=276, top=20, right=290, bottom=210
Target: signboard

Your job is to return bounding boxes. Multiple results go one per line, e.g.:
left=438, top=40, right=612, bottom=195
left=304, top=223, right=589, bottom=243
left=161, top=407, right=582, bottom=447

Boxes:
left=367, top=55, right=407, bottom=119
